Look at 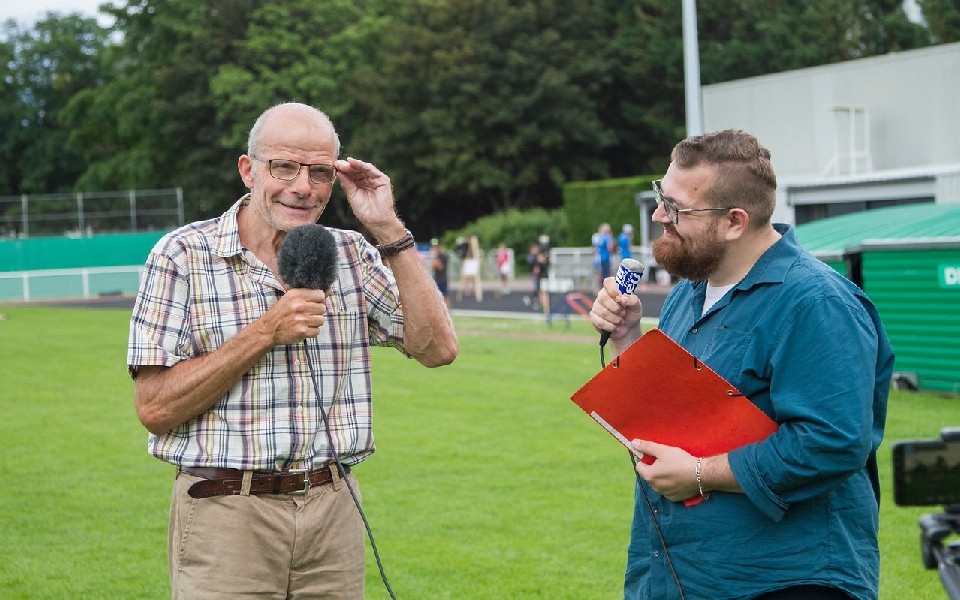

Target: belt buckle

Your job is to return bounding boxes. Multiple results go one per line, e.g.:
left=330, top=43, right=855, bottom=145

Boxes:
left=287, top=468, right=309, bottom=495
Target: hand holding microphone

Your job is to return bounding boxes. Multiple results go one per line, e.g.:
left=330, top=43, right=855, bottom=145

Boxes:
left=273, top=224, right=340, bottom=344
left=596, top=258, right=645, bottom=348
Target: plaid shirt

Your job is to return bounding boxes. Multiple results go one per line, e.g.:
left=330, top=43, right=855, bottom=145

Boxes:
left=127, top=196, right=406, bottom=471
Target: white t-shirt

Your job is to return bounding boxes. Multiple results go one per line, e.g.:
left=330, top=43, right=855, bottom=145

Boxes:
left=703, top=282, right=735, bottom=315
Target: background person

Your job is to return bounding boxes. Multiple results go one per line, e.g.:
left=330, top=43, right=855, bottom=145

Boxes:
left=523, top=243, right=541, bottom=310
left=456, top=234, right=483, bottom=302
left=590, top=129, right=894, bottom=600
left=431, top=237, right=451, bottom=308
left=495, top=242, right=511, bottom=296
left=127, top=102, right=457, bottom=599
left=593, top=222, right=614, bottom=289
left=534, top=243, right=550, bottom=315
left=617, top=223, right=634, bottom=262
left=523, top=236, right=550, bottom=311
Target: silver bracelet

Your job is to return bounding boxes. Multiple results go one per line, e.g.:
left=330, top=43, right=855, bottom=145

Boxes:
left=696, top=457, right=709, bottom=500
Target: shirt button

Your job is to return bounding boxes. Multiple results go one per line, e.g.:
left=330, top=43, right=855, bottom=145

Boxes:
left=691, top=327, right=698, bottom=333
left=653, top=550, right=661, bottom=558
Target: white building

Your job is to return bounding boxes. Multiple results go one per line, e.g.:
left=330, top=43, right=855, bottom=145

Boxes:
left=699, top=41, right=960, bottom=226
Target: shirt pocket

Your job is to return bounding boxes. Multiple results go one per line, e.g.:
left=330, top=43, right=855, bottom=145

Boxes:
left=699, top=325, right=751, bottom=377
left=701, top=325, right=776, bottom=417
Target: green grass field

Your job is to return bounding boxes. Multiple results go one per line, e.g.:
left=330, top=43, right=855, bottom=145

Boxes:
left=0, top=306, right=956, bottom=599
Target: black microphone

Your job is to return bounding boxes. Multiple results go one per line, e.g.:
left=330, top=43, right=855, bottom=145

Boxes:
left=278, top=223, right=339, bottom=291
left=599, top=258, right=645, bottom=348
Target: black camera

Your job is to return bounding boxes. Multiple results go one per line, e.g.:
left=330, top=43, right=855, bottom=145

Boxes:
left=893, top=428, right=960, bottom=507
left=893, top=427, right=960, bottom=598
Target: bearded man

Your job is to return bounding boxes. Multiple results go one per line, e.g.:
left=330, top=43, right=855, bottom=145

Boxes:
left=590, top=129, right=894, bottom=600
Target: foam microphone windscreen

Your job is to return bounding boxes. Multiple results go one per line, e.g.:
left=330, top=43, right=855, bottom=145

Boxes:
left=278, top=224, right=339, bottom=291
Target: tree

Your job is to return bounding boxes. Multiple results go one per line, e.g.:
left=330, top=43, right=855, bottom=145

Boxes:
left=595, top=0, right=687, bottom=177
left=919, top=0, right=960, bottom=42
left=8, top=0, right=948, bottom=238
left=64, top=0, right=267, bottom=221
left=0, top=14, right=111, bottom=196
left=209, top=0, right=402, bottom=229
left=0, top=29, right=27, bottom=195
left=693, top=0, right=931, bottom=84
left=344, top=0, right=631, bottom=235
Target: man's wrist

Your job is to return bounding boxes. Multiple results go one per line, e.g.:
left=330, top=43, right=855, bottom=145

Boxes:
left=376, top=229, right=415, bottom=257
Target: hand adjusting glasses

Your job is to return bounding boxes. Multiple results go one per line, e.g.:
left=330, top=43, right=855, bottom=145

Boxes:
left=653, top=179, right=735, bottom=225
left=251, top=155, right=337, bottom=184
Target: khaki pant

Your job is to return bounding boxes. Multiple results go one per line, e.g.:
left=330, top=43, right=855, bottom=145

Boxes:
left=168, top=468, right=364, bottom=599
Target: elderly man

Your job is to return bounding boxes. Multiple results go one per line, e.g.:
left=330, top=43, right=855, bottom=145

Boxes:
left=128, top=102, right=457, bottom=598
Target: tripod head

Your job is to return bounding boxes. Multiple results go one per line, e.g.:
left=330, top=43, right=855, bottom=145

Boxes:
left=919, top=509, right=960, bottom=598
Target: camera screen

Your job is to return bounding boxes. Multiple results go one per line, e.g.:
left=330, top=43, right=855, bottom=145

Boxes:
left=892, top=439, right=960, bottom=506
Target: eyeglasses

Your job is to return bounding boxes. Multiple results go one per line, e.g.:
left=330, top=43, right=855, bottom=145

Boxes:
left=652, top=179, right=735, bottom=225
left=251, top=155, right=337, bottom=184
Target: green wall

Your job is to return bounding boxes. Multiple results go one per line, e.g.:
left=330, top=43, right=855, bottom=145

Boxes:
left=0, top=232, right=165, bottom=272
left=862, top=246, right=960, bottom=395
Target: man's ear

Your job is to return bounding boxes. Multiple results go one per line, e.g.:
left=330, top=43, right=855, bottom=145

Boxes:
left=723, top=207, right=750, bottom=240
left=238, top=155, right=254, bottom=189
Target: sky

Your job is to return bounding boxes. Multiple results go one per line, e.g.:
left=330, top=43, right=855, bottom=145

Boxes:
left=0, top=0, right=109, bottom=27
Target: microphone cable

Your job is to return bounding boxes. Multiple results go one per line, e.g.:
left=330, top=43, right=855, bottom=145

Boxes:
left=629, top=453, right=685, bottom=600
left=597, top=347, right=685, bottom=599
left=303, top=340, right=399, bottom=600
left=278, top=224, right=396, bottom=596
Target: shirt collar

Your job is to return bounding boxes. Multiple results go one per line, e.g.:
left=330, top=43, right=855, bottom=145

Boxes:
left=212, top=195, right=250, bottom=259
left=687, top=224, right=801, bottom=318
left=736, top=223, right=800, bottom=291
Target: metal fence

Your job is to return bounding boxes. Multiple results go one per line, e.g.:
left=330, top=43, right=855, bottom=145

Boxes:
left=548, top=246, right=655, bottom=290
left=0, top=266, right=144, bottom=302
left=0, top=242, right=662, bottom=304
left=0, top=188, right=184, bottom=239
left=0, top=248, right=521, bottom=303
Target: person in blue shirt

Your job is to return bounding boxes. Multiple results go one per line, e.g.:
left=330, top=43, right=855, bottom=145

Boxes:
left=617, top=224, right=634, bottom=261
left=594, top=223, right=614, bottom=289
left=589, top=129, right=894, bottom=600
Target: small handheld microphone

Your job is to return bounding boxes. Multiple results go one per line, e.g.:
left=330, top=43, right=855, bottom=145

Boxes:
left=278, top=224, right=339, bottom=291
left=599, top=258, right=645, bottom=348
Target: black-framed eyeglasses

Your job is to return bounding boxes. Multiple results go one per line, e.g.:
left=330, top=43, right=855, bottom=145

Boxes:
left=251, top=155, right=337, bottom=184
left=652, top=179, right=735, bottom=225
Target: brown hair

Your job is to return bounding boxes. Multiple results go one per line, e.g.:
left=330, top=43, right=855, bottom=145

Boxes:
left=671, top=129, right=777, bottom=227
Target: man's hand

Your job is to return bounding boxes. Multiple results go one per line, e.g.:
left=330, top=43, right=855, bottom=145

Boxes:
left=334, top=157, right=400, bottom=239
left=263, top=288, right=328, bottom=345
left=631, top=440, right=743, bottom=501
left=631, top=440, right=701, bottom=502
left=590, top=276, right=643, bottom=352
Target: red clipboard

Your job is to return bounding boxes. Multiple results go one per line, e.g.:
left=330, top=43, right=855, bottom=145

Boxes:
left=571, top=328, right=778, bottom=505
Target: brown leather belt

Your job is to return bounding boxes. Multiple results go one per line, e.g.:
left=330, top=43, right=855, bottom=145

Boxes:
left=182, top=464, right=350, bottom=499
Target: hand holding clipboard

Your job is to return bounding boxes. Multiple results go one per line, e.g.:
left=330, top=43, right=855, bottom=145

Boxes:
left=571, top=328, right=778, bottom=506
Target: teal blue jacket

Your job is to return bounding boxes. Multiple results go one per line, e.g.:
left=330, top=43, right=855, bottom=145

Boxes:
left=625, top=225, right=895, bottom=600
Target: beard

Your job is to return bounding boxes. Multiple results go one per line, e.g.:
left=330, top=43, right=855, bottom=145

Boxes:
left=652, top=221, right=727, bottom=281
